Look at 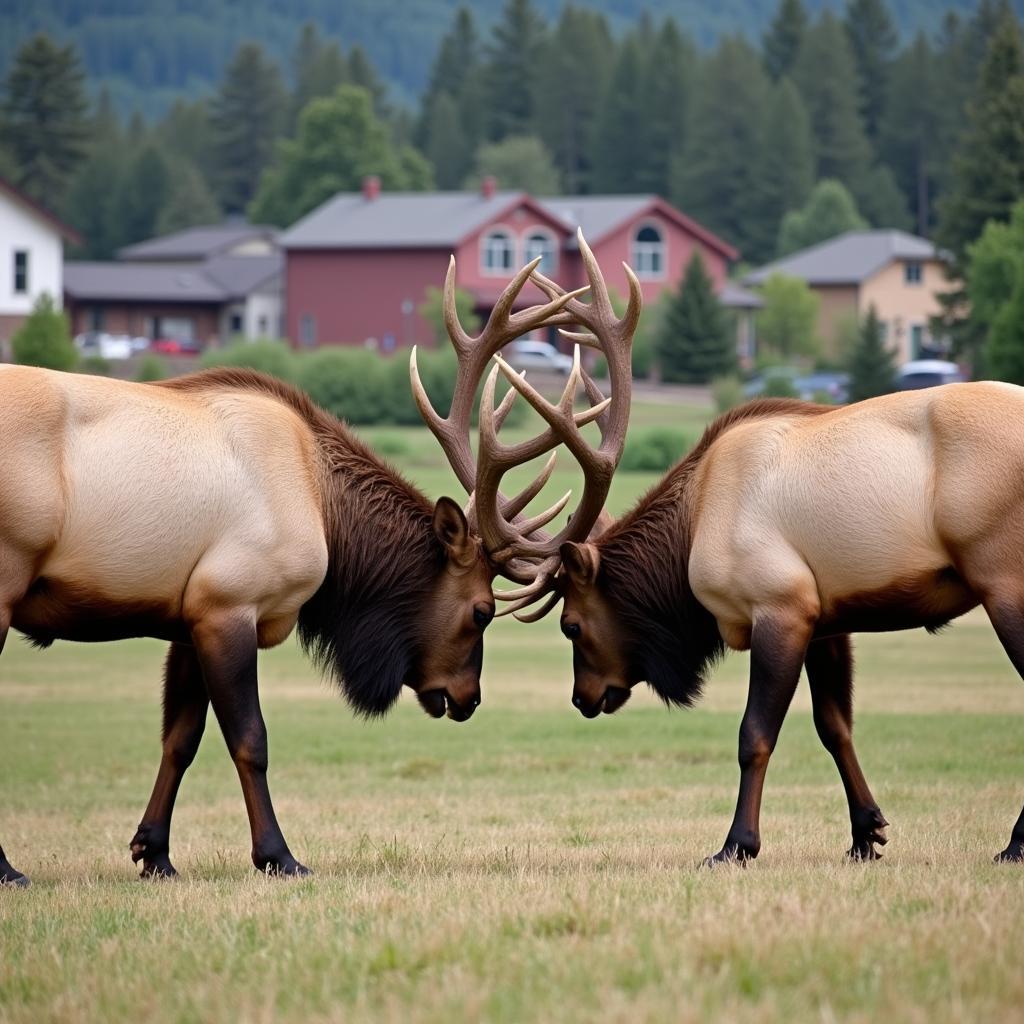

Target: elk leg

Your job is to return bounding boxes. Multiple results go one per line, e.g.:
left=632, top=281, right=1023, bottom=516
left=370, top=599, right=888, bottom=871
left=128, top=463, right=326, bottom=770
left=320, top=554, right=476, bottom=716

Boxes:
left=130, top=642, right=209, bottom=878
left=0, top=608, right=28, bottom=886
left=805, top=635, right=888, bottom=860
left=980, top=599, right=1024, bottom=862
left=192, top=615, right=309, bottom=876
left=705, top=615, right=811, bottom=865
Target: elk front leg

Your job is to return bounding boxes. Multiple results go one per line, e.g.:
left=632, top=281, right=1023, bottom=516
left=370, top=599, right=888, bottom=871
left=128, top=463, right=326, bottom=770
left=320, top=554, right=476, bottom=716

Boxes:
left=0, top=608, right=28, bottom=886
left=705, top=614, right=811, bottom=865
left=192, top=615, right=308, bottom=876
left=130, top=642, right=209, bottom=878
left=805, top=635, right=888, bottom=860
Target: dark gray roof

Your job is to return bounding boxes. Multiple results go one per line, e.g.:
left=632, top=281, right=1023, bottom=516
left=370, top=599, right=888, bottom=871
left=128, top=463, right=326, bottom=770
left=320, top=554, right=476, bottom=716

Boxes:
left=720, top=281, right=764, bottom=309
left=117, top=223, right=279, bottom=262
left=203, top=254, right=282, bottom=297
left=281, top=191, right=532, bottom=249
left=537, top=195, right=656, bottom=244
left=744, top=230, right=943, bottom=286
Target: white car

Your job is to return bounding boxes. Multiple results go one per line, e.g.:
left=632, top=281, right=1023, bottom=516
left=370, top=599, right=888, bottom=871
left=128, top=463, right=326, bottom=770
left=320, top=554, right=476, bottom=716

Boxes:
left=503, top=339, right=574, bottom=375
left=74, top=332, right=134, bottom=361
left=894, top=359, right=964, bottom=390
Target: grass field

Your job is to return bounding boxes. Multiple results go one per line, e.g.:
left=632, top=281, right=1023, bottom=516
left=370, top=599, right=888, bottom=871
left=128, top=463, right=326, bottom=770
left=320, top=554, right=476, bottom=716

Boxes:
left=2, top=396, right=1024, bottom=1023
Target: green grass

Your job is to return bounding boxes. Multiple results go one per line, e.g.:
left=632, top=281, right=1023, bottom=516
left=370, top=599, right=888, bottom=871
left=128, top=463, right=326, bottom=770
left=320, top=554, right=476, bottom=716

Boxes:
left=3, top=400, right=1024, bottom=1023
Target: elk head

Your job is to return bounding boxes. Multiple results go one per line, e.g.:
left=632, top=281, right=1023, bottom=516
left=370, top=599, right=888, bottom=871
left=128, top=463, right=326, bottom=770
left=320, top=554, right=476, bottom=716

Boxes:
left=410, top=229, right=640, bottom=719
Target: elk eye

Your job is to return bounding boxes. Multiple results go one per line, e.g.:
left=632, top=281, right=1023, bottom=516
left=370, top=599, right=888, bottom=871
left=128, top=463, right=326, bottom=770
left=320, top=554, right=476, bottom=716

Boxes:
left=473, top=607, right=493, bottom=629
left=562, top=621, right=581, bottom=641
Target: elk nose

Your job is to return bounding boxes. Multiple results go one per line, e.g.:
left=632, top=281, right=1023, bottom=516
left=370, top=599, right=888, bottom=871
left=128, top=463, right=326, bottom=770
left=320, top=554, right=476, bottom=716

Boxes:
left=572, top=695, right=583, bottom=708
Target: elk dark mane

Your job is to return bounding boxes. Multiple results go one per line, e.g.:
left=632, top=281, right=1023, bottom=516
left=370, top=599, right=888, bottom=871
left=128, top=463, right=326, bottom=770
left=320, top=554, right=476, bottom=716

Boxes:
left=597, top=399, right=830, bottom=706
left=160, top=368, right=445, bottom=717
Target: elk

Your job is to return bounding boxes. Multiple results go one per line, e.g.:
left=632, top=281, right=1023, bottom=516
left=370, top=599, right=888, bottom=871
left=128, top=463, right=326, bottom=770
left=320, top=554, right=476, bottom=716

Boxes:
left=494, top=376, right=1024, bottom=866
left=0, top=243, right=632, bottom=888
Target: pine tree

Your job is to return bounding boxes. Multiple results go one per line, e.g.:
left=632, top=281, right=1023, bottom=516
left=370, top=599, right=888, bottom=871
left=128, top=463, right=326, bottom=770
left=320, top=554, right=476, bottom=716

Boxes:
left=423, top=93, right=469, bottom=188
left=793, top=12, right=872, bottom=206
left=156, top=98, right=216, bottom=183
left=843, top=0, right=898, bottom=143
left=209, top=42, right=286, bottom=215
left=763, top=0, right=807, bottom=80
left=290, top=23, right=348, bottom=130
left=1, top=33, right=89, bottom=205
left=347, top=45, right=389, bottom=119
left=937, top=10, right=1024, bottom=267
left=749, top=77, right=814, bottom=263
left=656, top=252, right=733, bottom=384
left=847, top=305, right=896, bottom=402
left=589, top=35, right=646, bottom=193
left=11, top=294, right=77, bottom=372
left=117, top=142, right=173, bottom=245
left=634, top=18, right=694, bottom=197
left=671, top=37, right=769, bottom=260
left=483, top=0, right=547, bottom=141
left=533, top=5, right=612, bottom=193
left=156, top=159, right=221, bottom=235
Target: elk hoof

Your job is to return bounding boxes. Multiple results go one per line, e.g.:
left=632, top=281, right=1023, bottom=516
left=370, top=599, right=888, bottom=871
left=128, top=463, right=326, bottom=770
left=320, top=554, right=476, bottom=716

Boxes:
left=701, top=842, right=757, bottom=868
left=255, top=853, right=312, bottom=877
left=130, top=825, right=177, bottom=878
left=0, top=870, right=30, bottom=888
left=848, top=841, right=883, bottom=861
left=994, top=841, right=1024, bottom=864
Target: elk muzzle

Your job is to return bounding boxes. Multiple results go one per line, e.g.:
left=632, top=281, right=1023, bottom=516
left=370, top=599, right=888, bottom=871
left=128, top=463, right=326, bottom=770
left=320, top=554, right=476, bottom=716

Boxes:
left=571, top=683, right=632, bottom=718
left=416, top=686, right=481, bottom=721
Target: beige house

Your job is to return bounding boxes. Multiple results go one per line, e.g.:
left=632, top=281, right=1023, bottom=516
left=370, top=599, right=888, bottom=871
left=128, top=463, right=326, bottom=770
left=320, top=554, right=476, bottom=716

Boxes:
left=744, top=230, right=957, bottom=363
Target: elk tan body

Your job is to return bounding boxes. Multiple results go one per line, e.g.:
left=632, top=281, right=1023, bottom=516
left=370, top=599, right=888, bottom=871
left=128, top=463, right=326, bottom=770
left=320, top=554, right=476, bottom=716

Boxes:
left=1, top=364, right=328, bottom=649
left=558, top=385, right=1024, bottom=865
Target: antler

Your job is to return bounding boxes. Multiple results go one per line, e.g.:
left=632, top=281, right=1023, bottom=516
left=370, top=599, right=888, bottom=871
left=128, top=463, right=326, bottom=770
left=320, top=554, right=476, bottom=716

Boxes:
left=479, top=230, right=640, bottom=618
left=410, top=228, right=640, bottom=618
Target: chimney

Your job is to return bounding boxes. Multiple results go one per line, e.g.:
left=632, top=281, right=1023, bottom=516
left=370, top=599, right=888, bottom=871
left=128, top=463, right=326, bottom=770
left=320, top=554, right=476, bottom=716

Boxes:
left=480, top=175, right=497, bottom=199
left=362, top=175, right=381, bottom=200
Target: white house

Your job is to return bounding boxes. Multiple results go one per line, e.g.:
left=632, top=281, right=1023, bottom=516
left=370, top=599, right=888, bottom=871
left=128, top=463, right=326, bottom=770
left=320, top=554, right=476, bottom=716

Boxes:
left=0, top=176, right=80, bottom=356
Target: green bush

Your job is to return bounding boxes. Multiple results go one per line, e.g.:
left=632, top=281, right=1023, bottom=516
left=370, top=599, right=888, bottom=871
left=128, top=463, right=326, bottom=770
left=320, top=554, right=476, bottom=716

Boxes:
left=763, top=374, right=799, bottom=398
left=295, top=348, right=392, bottom=424
left=11, top=294, right=78, bottom=371
left=135, top=353, right=168, bottom=382
left=199, top=339, right=295, bottom=379
left=620, top=427, right=696, bottom=472
left=711, top=375, right=744, bottom=412
left=368, top=433, right=412, bottom=457
left=79, top=354, right=112, bottom=376
left=387, top=347, right=458, bottom=425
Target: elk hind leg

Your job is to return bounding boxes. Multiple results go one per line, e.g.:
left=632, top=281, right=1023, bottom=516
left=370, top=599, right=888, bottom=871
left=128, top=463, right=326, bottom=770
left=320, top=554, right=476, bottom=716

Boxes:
left=805, top=635, right=888, bottom=860
left=0, top=606, right=29, bottom=886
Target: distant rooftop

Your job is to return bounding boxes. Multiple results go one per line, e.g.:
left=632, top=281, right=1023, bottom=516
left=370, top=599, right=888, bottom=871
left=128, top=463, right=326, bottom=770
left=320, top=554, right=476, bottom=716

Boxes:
left=118, top=223, right=279, bottom=262
left=744, top=230, right=945, bottom=287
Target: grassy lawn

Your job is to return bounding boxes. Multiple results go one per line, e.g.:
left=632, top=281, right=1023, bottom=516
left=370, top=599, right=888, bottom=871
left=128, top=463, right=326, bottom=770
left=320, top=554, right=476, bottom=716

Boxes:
left=3, top=400, right=1024, bottom=1023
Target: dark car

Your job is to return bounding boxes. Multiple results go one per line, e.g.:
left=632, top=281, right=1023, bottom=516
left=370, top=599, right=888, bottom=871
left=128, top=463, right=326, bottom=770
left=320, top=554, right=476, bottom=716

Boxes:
left=743, top=366, right=850, bottom=404
left=893, top=359, right=965, bottom=390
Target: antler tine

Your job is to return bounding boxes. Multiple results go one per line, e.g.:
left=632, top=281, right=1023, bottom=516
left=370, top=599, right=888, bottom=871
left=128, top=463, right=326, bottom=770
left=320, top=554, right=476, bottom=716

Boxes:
left=500, top=450, right=557, bottom=521
left=442, top=256, right=472, bottom=354
left=512, top=588, right=562, bottom=623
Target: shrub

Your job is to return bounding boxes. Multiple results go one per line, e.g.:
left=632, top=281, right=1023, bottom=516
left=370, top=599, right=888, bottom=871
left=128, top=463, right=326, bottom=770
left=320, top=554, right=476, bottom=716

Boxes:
left=11, top=294, right=77, bottom=371
left=620, top=427, right=696, bottom=472
left=711, top=375, right=744, bottom=412
left=135, top=353, right=168, bottom=382
left=199, top=339, right=295, bottom=379
left=763, top=374, right=799, bottom=398
left=369, top=434, right=412, bottom=457
left=387, top=347, right=458, bottom=425
left=295, top=348, right=391, bottom=424
left=80, top=354, right=111, bottom=376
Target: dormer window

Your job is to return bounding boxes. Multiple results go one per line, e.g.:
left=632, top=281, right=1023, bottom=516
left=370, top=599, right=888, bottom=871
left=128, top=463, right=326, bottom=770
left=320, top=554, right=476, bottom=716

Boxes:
left=524, top=230, right=557, bottom=275
left=904, top=261, right=923, bottom=285
left=482, top=229, right=514, bottom=274
left=631, top=224, right=664, bottom=279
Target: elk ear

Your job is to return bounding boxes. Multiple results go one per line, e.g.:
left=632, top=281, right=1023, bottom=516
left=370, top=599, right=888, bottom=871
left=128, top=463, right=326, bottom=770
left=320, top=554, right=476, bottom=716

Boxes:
left=433, top=497, right=475, bottom=566
left=560, top=541, right=600, bottom=587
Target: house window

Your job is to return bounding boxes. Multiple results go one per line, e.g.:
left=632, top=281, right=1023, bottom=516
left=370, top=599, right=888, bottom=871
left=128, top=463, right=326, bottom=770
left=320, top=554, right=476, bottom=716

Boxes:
left=904, top=261, right=923, bottom=284
left=13, top=250, right=28, bottom=294
left=88, top=306, right=105, bottom=331
left=911, top=323, right=925, bottom=356
left=300, top=314, right=316, bottom=347
left=524, top=230, right=557, bottom=275
left=482, top=229, right=515, bottom=274
left=257, top=315, right=268, bottom=336
left=631, top=225, right=664, bottom=279
left=229, top=312, right=243, bottom=335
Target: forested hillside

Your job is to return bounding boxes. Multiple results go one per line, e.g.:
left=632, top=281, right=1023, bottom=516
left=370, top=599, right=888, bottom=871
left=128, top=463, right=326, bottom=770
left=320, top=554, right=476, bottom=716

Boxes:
left=2, top=0, right=1022, bottom=114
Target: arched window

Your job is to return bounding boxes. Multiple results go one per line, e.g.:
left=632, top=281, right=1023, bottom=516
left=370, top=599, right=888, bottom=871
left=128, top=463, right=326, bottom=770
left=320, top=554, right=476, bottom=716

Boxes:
left=631, top=224, right=665, bottom=279
left=524, top=230, right=557, bottom=275
left=481, top=229, right=515, bottom=274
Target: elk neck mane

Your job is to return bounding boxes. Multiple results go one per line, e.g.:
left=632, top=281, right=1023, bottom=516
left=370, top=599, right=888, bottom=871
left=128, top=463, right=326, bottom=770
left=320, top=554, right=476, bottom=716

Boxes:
left=158, top=368, right=445, bottom=717
left=596, top=398, right=830, bottom=707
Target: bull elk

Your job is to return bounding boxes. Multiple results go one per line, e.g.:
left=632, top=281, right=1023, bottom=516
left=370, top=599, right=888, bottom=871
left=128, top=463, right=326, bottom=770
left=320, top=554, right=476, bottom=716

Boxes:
left=517, top=388, right=1024, bottom=866
left=0, top=239, right=635, bottom=887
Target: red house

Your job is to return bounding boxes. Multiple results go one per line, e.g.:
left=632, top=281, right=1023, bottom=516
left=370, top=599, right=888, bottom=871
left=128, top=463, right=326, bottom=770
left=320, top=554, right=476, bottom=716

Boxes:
left=281, top=178, right=739, bottom=351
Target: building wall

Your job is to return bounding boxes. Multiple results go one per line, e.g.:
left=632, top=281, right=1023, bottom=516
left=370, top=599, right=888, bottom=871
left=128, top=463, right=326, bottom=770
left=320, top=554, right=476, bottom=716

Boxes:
left=858, top=258, right=953, bottom=363
left=0, top=194, right=64, bottom=340
left=244, top=288, right=283, bottom=339
left=811, top=285, right=861, bottom=360
left=65, top=300, right=221, bottom=345
left=286, top=248, right=447, bottom=349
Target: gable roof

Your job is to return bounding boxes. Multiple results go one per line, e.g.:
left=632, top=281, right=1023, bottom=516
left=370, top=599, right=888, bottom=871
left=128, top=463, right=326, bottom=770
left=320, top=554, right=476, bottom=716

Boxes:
left=280, top=189, right=738, bottom=260
left=64, top=253, right=282, bottom=303
left=744, top=230, right=944, bottom=287
left=117, top=223, right=279, bottom=262
left=0, top=175, right=82, bottom=245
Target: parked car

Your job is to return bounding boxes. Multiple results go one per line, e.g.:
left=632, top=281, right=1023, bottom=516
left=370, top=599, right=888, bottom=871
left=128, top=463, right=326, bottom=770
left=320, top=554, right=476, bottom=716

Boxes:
left=74, top=332, right=133, bottom=361
left=503, top=339, right=574, bottom=375
left=743, top=366, right=850, bottom=404
left=893, top=359, right=964, bottom=391
left=150, top=337, right=202, bottom=355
